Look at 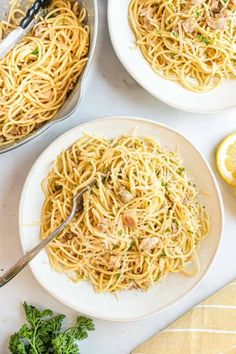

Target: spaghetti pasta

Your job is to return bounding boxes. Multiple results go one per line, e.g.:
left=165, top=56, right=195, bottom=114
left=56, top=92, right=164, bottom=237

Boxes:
left=129, top=0, right=236, bottom=92
left=0, top=0, right=89, bottom=146
left=40, top=134, right=210, bottom=292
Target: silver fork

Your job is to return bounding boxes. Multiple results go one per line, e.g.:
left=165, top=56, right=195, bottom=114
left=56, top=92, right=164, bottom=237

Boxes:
left=0, top=178, right=98, bottom=288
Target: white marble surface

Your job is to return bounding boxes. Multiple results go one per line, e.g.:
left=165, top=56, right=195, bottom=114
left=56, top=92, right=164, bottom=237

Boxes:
left=1, top=1, right=236, bottom=353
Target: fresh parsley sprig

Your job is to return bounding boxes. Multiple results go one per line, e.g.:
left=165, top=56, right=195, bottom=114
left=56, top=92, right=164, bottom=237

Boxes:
left=9, top=302, right=94, bottom=354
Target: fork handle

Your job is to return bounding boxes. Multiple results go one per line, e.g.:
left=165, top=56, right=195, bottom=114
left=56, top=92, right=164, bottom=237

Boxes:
left=0, top=213, right=73, bottom=287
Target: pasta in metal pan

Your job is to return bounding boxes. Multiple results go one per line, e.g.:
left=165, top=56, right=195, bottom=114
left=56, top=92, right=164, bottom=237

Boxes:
left=0, top=0, right=89, bottom=146
left=41, top=134, right=210, bottom=292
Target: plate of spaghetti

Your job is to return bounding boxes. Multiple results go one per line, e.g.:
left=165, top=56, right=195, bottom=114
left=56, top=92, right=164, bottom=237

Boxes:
left=19, top=117, right=223, bottom=321
left=0, top=0, right=97, bottom=153
left=108, top=0, right=236, bottom=113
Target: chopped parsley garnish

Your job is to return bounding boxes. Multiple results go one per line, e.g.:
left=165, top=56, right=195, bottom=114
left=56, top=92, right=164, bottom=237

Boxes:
left=195, top=11, right=200, bottom=17
left=118, top=230, right=122, bottom=236
left=165, top=227, right=171, bottom=233
left=172, top=31, right=178, bottom=37
left=161, top=250, right=167, bottom=257
left=161, top=181, right=167, bottom=187
left=176, top=167, right=185, bottom=176
left=9, top=302, right=94, bottom=354
left=128, top=240, right=135, bottom=250
left=31, top=47, right=39, bottom=56
left=197, top=34, right=210, bottom=45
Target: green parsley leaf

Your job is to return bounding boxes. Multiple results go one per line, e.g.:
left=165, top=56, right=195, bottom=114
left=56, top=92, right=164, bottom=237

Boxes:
left=128, top=240, right=135, bottom=250
left=161, top=249, right=167, bottom=257
left=52, top=333, right=79, bottom=354
left=52, top=316, right=94, bottom=353
left=31, top=47, right=39, bottom=56
left=9, top=303, right=94, bottom=354
left=118, top=230, right=122, bottom=236
left=197, top=34, right=210, bottom=45
left=195, top=11, right=200, bottom=17
left=172, top=31, right=178, bottom=37
left=176, top=167, right=185, bottom=176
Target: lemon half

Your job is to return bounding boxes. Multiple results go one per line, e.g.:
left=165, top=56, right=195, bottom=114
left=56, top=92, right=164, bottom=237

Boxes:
left=216, top=132, right=236, bottom=187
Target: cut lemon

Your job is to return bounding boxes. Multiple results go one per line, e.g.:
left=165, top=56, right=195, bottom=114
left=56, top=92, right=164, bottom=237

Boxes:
left=216, top=132, right=236, bottom=187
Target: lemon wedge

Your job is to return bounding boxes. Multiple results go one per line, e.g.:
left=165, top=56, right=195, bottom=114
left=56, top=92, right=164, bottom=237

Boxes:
left=216, top=132, right=236, bottom=187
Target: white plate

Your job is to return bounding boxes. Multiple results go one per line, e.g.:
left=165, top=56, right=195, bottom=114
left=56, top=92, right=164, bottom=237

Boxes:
left=108, top=0, right=236, bottom=113
left=19, top=117, right=224, bottom=321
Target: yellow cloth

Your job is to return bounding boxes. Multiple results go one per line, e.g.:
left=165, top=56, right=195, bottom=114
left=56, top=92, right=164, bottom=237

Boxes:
left=132, top=281, right=236, bottom=354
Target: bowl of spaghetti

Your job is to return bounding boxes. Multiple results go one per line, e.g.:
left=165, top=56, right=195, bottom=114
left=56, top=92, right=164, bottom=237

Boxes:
left=108, top=0, right=236, bottom=113
left=0, top=0, right=98, bottom=153
left=19, top=117, right=223, bottom=321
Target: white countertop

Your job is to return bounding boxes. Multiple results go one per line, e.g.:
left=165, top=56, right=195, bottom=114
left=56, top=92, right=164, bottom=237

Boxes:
left=1, top=1, right=236, bottom=353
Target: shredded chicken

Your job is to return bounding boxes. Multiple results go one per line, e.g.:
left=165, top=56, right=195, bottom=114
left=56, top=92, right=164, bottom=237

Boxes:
left=97, top=218, right=109, bottom=233
left=207, top=17, right=227, bottom=30
left=109, top=255, right=121, bottom=269
left=10, top=126, right=19, bottom=136
left=217, top=9, right=231, bottom=19
left=190, top=0, right=205, bottom=5
left=182, top=18, right=197, bottom=33
left=38, top=89, right=53, bottom=101
left=62, top=232, right=75, bottom=242
left=140, top=6, right=155, bottom=30
left=140, top=6, right=154, bottom=18
left=139, top=237, right=159, bottom=252
left=212, top=0, right=220, bottom=8
left=122, top=211, right=138, bottom=228
left=119, top=189, right=133, bottom=203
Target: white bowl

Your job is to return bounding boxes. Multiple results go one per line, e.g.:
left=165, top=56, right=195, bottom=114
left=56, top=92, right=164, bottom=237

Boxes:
left=108, top=0, right=236, bottom=113
left=19, top=117, right=224, bottom=321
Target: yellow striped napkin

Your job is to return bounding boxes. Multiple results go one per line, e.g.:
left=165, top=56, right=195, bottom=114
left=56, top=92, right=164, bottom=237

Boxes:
left=132, top=281, right=236, bottom=354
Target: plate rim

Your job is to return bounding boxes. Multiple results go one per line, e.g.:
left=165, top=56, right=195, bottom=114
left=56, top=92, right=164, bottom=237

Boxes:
left=107, top=0, right=236, bottom=114
left=19, top=116, right=225, bottom=321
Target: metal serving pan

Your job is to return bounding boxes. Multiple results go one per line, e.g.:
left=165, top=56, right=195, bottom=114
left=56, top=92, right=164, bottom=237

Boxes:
left=0, top=0, right=98, bottom=154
